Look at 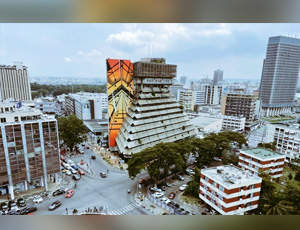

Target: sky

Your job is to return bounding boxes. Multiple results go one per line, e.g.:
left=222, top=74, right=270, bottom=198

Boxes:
left=1, top=23, right=300, bottom=81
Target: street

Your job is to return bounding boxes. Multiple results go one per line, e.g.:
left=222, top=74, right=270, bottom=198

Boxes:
left=33, top=147, right=152, bottom=215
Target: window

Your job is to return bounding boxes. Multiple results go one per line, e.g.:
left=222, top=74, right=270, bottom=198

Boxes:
left=205, top=176, right=209, bottom=182
left=15, top=117, right=18, bottom=122
left=0, top=118, right=6, bottom=123
left=219, top=185, right=224, bottom=192
left=250, top=185, right=255, bottom=189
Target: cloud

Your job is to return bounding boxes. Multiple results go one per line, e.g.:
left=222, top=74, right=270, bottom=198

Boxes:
left=77, top=49, right=102, bottom=63
left=64, top=57, right=72, bottom=63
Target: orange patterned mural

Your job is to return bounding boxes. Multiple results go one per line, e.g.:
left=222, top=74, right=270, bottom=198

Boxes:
left=107, top=59, right=133, bottom=148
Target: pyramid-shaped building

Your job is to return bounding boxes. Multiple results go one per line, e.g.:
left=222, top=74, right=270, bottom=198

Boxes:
left=115, top=58, right=197, bottom=158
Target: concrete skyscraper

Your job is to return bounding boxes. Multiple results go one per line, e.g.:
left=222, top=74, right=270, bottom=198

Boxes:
left=213, top=69, right=223, bottom=86
left=259, top=36, right=300, bottom=117
left=0, top=63, right=32, bottom=102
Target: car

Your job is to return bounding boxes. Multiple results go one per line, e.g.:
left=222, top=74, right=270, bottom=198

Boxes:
left=52, top=188, right=65, bottom=196
left=213, top=157, right=222, bottom=162
left=158, top=185, right=166, bottom=191
left=72, top=175, right=80, bottom=180
left=71, top=169, right=77, bottom=174
left=8, top=201, right=19, bottom=211
left=8, top=210, right=20, bottom=215
left=72, top=165, right=79, bottom=170
left=48, top=200, right=61, bottom=211
left=67, top=160, right=74, bottom=165
left=65, top=190, right=74, bottom=198
left=64, top=164, right=72, bottom=170
left=91, top=155, right=96, bottom=160
left=65, top=170, right=71, bottom=176
left=60, top=156, right=66, bottom=162
left=78, top=169, right=85, bottom=175
left=179, top=184, right=188, bottom=191
left=62, top=169, right=67, bottom=173
left=81, top=143, right=85, bottom=147
left=159, top=197, right=171, bottom=204
left=79, top=149, right=84, bottom=154
left=174, top=203, right=180, bottom=209
left=150, top=186, right=162, bottom=192
left=176, top=175, right=184, bottom=181
left=164, top=182, right=172, bottom=187
left=86, top=146, right=90, bottom=149
left=17, top=198, right=26, bottom=208
left=20, top=206, right=37, bottom=215
left=168, top=192, right=175, bottom=200
left=0, top=202, right=8, bottom=212
left=186, top=169, right=195, bottom=175
left=33, top=195, right=43, bottom=204
left=152, top=192, right=164, bottom=198
left=100, top=172, right=107, bottom=178
left=167, top=201, right=175, bottom=207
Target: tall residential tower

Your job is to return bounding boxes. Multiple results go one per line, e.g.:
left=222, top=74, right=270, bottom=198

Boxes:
left=259, top=36, right=300, bottom=117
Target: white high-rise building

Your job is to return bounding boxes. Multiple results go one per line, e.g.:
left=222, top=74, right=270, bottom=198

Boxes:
left=0, top=63, right=32, bottom=102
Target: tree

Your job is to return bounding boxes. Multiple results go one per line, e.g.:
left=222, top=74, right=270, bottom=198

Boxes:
left=57, top=115, right=88, bottom=151
left=222, top=151, right=239, bottom=166
left=190, top=138, right=215, bottom=166
left=294, top=169, right=300, bottom=182
left=257, top=141, right=277, bottom=151
left=283, top=181, right=300, bottom=211
left=263, top=193, right=295, bottom=215
left=288, top=173, right=293, bottom=180
left=259, top=172, right=276, bottom=197
left=183, top=167, right=200, bottom=198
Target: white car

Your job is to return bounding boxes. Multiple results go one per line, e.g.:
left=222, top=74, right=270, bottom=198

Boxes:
left=33, top=195, right=43, bottom=204
left=71, top=169, right=77, bottom=174
left=65, top=170, right=71, bottom=176
left=179, top=184, right=188, bottom=191
left=213, top=157, right=222, bottom=162
left=150, top=187, right=162, bottom=192
left=67, top=160, right=74, bottom=165
left=186, top=169, right=195, bottom=175
left=152, top=192, right=164, bottom=198
left=159, top=197, right=171, bottom=204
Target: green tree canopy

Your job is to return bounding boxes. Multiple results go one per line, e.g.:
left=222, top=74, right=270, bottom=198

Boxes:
left=263, top=193, right=295, bottom=215
left=57, top=115, right=88, bottom=151
left=257, top=141, right=277, bottom=151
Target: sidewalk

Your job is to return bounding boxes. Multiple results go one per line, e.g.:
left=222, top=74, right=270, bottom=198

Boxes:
left=134, top=192, right=167, bottom=215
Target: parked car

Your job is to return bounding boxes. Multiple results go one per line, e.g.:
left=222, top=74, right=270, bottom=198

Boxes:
left=33, top=195, right=43, bottom=204
left=17, top=198, right=26, bottom=208
left=78, top=169, right=85, bottom=175
left=91, top=155, right=96, bottom=160
left=65, top=170, right=71, bottom=176
left=86, top=146, right=90, bottom=149
left=8, top=210, right=20, bottom=215
left=167, top=201, right=175, bottom=207
left=213, top=157, right=222, bottom=162
left=71, top=169, right=77, bottom=174
left=67, top=160, right=74, bottom=165
left=150, top=186, right=162, bottom=192
left=164, top=182, right=172, bottom=187
left=0, top=202, right=8, bottom=212
left=20, top=206, right=37, bottom=215
left=65, top=190, right=74, bottom=198
left=60, top=156, right=66, bottom=162
left=159, top=197, right=171, bottom=204
left=158, top=185, right=166, bottom=191
left=100, top=172, right=107, bottom=178
left=8, top=201, right=19, bottom=211
left=152, top=192, right=164, bottom=198
left=179, top=184, right=188, bottom=191
left=186, top=169, right=195, bottom=175
left=52, top=188, right=65, bottom=196
left=72, top=165, right=79, bottom=170
left=72, top=175, right=80, bottom=180
left=168, top=192, right=175, bottom=200
left=176, top=175, right=184, bottom=181
left=174, top=203, right=180, bottom=209
left=48, top=200, right=61, bottom=211
left=81, top=143, right=85, bottom=147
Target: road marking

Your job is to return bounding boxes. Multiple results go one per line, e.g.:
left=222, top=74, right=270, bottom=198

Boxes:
left=108, top=203, right=141, bottom=215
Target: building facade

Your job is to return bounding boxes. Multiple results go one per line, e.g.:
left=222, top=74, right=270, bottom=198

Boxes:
left=259, top=36, right=300, bottom=117
left=221, top=93, right=260, bottom=131
left=222, top=115, right=246, bottom=132
left=177, top=89, right=195, bottom=111
left=238, top=148, right=285, bottom=179
left=169, top=83, right=184, bottom=101
left=213, top=69, right=224, bottom=86
left=194, top=90, right=206, bottom=106
left=34, top=97, right=56, bottom=114
left=0, top=102, right=60, bottom=199
left=65, top=92, right=107, bottom=120
left=0, top=63, right=32, bottom=102
left=200, top=165, right=262, bottom=215
left=179, top=76, right=188, bottom=85
left=205, top=85, right=223, bottom=105
left=115, top=58, right=197, bottom=158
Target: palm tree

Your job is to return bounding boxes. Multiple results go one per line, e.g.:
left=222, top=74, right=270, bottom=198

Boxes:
left=263, top=193, right=295, bottom=215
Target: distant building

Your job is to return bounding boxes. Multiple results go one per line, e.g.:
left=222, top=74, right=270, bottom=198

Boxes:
left=200, top=165, right=262, bottom=215
left=34, top=97, right=56, bottom=114
left=260, top=36, right=300, bottom=117
left=178, top=89, right=194, bottom=111
left=213, top=69, right=223, bottom=86
left=238, top=148, right=285, bottom=180
left=169, top=83, right=184, bottom=101
left=179, top=76, right=188, bottom=85
left=221, top=93, right=260, bottom=131
left=190, top=116, right=222, bottom=138
left=205, top=85, right=223, bottom=105
left=0, top=63, right=32, bottom=102
left=222, top=115, right=245, bottom=132
left=65, top=92, right=107, bottom=120
left=0, top=102, right=60, bottom=200
left=115, top=58, right=196, bottom=158
left=194, top=90, right=206, bottom=106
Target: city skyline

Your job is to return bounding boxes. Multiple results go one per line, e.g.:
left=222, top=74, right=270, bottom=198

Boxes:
left=1, top=23, right=300, bottom=81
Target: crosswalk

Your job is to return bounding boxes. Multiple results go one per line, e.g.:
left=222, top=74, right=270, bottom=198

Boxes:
left=108, top=203, right=141, bottom=215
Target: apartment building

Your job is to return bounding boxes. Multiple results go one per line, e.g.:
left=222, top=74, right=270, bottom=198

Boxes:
left=222, top=115, right=246, bottom=132
left=238, top=148, right=285, bottom=179
left=178, top=89, right=194, bottom=111
left=200, top=165, right=262, bottom=215
left=205, top=85, right=223, bottom=105
left=34, top=97, right=56, bottom=114
left=0, top=102, right=60, bottom=199
left=266, top=124, right=300, bottom=162
left=221, top=93, right=260, bottom=131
